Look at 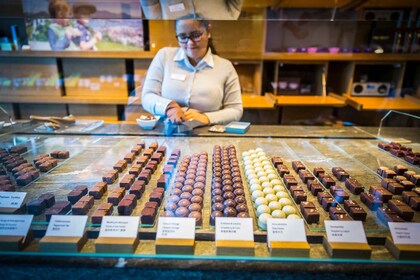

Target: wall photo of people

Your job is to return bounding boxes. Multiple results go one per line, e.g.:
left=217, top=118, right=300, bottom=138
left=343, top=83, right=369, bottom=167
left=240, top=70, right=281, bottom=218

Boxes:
left=25, top=0, right=144, bottom=51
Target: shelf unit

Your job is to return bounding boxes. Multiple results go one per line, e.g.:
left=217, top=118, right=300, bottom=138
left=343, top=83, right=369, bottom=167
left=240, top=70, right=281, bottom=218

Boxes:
left=1, top=1, right=420, bottom=124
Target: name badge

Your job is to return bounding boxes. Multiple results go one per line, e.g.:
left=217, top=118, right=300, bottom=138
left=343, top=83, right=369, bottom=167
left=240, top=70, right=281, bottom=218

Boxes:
left=169, top=3, right=186, bottom=13
left=171, top=73, right=186, bottom=81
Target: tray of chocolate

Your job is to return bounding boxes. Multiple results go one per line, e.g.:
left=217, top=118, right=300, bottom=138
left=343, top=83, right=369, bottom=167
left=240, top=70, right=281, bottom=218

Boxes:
left=378, top=141, right=420, bottom=166
left=242, top=148, right=300, bottom=230
left=160, top=151, right=207, bottom=227
left=210, top=145, right=250, bottom=226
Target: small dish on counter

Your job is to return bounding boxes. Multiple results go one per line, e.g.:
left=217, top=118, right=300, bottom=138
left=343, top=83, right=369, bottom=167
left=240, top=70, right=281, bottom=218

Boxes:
left=136, top=115, right=160, bottom=130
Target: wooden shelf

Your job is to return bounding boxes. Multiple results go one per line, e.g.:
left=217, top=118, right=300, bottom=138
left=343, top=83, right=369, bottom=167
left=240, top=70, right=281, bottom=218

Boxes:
left=268, top=93, right=346, bottom=107
left=1, top=93, right=277, bottom=109
left=343, top=94, right=420, bottom=111
left=0, top=95, right=131, bottom=105
left=242, top=94, right=277, bottom=109
left=263, top=53, right=420, bottom=62
left=0, top=51, right=155, bottom=59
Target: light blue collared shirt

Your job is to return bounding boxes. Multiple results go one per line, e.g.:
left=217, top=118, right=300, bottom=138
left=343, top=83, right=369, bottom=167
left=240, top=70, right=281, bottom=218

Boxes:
left=141, top=47, right=243, bottom=124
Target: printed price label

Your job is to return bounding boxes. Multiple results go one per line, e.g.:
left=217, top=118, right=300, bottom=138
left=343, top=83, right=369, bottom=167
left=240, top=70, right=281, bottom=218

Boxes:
left=267, top=218, right=307, bottom=246
left=0, top=192, right=26, bottom=208
left=215, top=217, right=253, bottom=241
left=325, top=220, right=367, bottom=243
left=99, top=216, right=140, bottom=238
left=45, top=215, right=87, bottom=237
left=156, top=217, right=195, bottom=240
left=0, top=214, right=33, bottom=237
left=389, top=222, right=420, bottom=245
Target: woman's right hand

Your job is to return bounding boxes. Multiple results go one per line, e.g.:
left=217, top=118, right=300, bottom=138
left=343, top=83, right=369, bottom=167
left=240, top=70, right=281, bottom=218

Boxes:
left=165, top=101, right=186, bottom=123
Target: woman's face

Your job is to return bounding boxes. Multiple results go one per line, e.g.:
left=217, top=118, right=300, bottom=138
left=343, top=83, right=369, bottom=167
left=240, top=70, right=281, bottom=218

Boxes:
left=176, top=20, right=209, bottom=63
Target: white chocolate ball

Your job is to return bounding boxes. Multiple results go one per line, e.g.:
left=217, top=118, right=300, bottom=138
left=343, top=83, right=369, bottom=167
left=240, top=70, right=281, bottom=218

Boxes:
left=242, top=151, right=250, bottom=157
left=252, top=158, right=261, bottom=164
left=271, top=209, right=286, bottom=218
left=273, top=185, right=286, bottom=192
left=258, top=213, right=271, bottom=230
left=255, top=148, right=263, bottom=153
left=265, top=169, right=276, bottom=175
left=261, top=181, right=273, bottom=188
left=257, top=171, right=267, bottom=177
left=283, top=205, right=297, bottom=215
left=279, top=198, right=292, bottom=207
left=259, top=176, right=269, bottom=183
left=243, top=156, right=251, bottom=162
left=249, top=178, right=260, bottom=185
left=254, top=197, right=268, bottom=207
left=287, top=214, right=300, bottom=219
left=265, top=194, right=278, bottom=203
left=276, top=191, right=289, bottom=199
left=248, top=149, right=255, bottom=154
left=244, top=160, right=253, bottom=166
left=259, top=156, right=269, bottom=162
left=270, top=179, right=282, bottom=186
left=254, top=167, right=264, bottom=173
left=253, top=162, right=262, bottom=168
left=267, top=173, right=277, bottom=180
left=247, top=173, right=258, bottom=181
left=250, top=154, right=258, bottom=160
left=250, top=183, right=262, bottom=192
left=257, top=204, right=271, bottom=216
left=268, top=201, right=282, bottom=211
left=263, top=187, right=275, bottom=195
left=251, top=190, right=264, bottom=201
left=261, top=160, right=270, bottom=166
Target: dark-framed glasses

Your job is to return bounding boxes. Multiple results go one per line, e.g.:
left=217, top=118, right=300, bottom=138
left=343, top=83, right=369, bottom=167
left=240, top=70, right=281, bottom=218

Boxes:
left=175, top=31, right=204, bottom=43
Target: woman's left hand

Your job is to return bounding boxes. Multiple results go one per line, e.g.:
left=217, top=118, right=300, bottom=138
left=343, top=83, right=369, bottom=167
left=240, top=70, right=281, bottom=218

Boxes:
left=184, top=109, right=210, bottom=125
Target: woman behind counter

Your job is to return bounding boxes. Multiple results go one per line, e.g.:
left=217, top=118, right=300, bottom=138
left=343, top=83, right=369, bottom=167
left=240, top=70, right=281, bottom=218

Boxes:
left=141, top=19, right=243, bottom=125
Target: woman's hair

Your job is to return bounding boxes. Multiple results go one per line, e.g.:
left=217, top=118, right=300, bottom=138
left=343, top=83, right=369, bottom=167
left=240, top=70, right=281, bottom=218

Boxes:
left=48, top=0, right=72, bottom=19
left=175, top=18, right=217, bottom=55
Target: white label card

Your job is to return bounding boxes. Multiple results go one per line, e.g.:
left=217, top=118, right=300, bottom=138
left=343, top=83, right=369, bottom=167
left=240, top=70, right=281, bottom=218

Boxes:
left=99, top=216, right=140, bottom=238
left=0, top=214, right=33, bottom=237
left=46, top=215, right=87, bottom=237
left=156, top=217, right=195, bottom=240
left=170, top=73, right=186, bottom=81
left=0, top=192, right=26, bottom=208
left=267, top=218, right=307, bottom=246
left=389, top=222, right=420, bottom=245
left=215, top=217, right=254, bottom=241
left=325, top=220, right=368, bottom=243
left=169, top=3, right=185, bottom=13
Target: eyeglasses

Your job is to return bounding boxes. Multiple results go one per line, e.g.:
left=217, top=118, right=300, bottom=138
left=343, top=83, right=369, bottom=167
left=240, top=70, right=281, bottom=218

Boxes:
left=175, top=31, right=204, bottom=43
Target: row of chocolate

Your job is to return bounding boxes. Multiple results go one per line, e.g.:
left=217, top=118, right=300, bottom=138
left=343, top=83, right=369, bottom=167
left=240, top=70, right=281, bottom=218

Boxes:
left=160, top=152, right=208, bottom=226
left=243, top=149, right=299, bottom=230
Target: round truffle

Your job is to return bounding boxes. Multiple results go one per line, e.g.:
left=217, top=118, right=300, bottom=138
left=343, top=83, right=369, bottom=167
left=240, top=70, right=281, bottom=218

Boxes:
left=223, top=199, right=237, bottom=208
left=177, top=199, right=191, bottom=208
left=188, top=203, right=202, bottom=212
left=190, top=195, right=203, bottom=205
left=210, top=210, right=224, bottom=225
left=212, top=177, right=222, bottom=184
left=222, top=174, right=233, bottom=180
left=175, top=207, right=190, bottom=217
left=236, top=203, right=248, bottom=213
left=182, top=185, right=194, bottom=193
left=174, top=176, right=185, bottom=184
left=168, top=195, right=180, bottom=203
left=235, top=195, right=246, bottom=204
left=196, top=170, right=206, bottom=177
left=233, top=182, right=243, bottom=189
left=211, top=182, right=223, bottom=189
left=222, top=185, right=233, bottom=192
left=192, top=188, right=204, bottom=197
left=212, top=195, right=224, bottom=204
left=188, top=211, right=202, bottom=225
left=237, top=212, right=250, bottom=218
left=211, top=189, right=223, bottom=196
left=223, top=207, right=238, bottom=217
left=180, top=192, right=193, bottom=200
left=164, top=202, right=178, bottom=212
left=174, top=182, right=184, bottom=189
left=184, top=179, right=195, bottom=186
left=234, top=188, right=245, bottom=196
left=212, top=202, right=225, bottom=212
left=186, top=173, right=196, bottom=180
left=177, top=171, right=186, bottom=177
left=161, top=211, right=175, bottom=217
left=170, top=188, right=182, bottom=196
left=193, top=182, right=205, bottom=190
left=223, top=191, right=235, bottom=200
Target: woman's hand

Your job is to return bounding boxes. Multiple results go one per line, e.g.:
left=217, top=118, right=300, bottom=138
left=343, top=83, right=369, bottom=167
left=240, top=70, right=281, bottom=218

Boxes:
left=165, top=101, right=186, bottom=123
left=185, top=109, right=210, bottom=125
